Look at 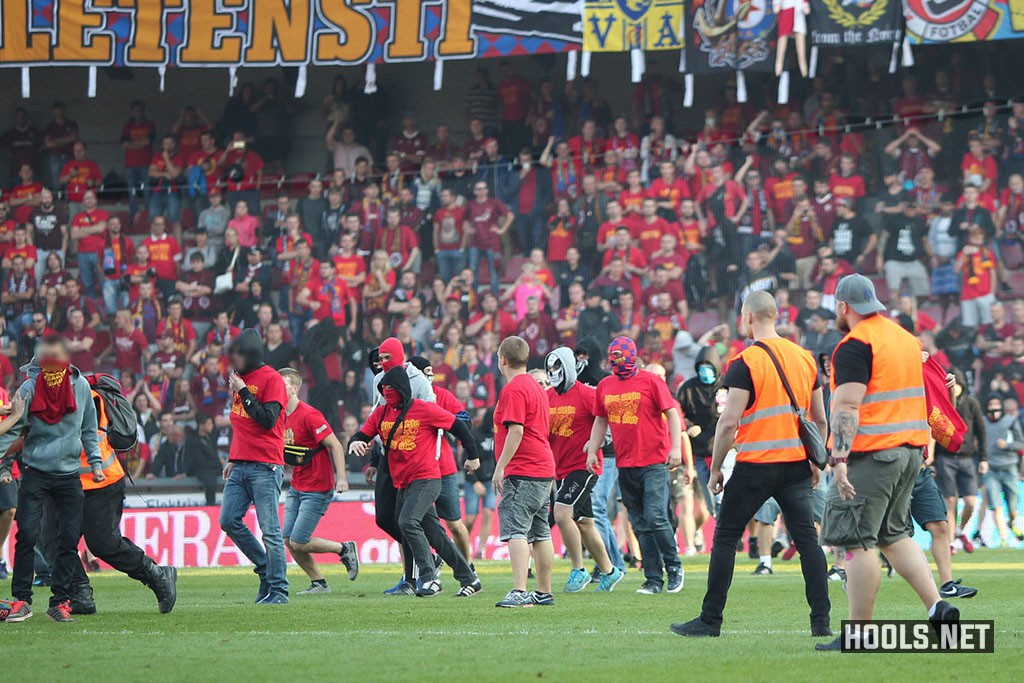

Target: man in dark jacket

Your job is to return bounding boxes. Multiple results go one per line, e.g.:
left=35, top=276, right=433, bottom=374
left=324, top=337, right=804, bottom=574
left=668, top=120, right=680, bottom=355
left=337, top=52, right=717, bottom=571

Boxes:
left=577, top=290, right=621, bottom=350
left=676, top=348, right=723, bottom=517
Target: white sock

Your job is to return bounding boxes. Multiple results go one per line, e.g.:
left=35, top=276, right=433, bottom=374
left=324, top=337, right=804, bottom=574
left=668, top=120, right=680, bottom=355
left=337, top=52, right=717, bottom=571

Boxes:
left=928, top=600, right=942, bottom=617
left=759, top=554, right=772, bottom=569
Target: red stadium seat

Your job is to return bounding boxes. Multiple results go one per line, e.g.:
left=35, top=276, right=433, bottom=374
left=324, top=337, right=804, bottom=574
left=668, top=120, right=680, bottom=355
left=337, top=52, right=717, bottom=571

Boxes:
left=260, top=174, right=284, bottom=199
left=501, top=256, right=527, bottom=284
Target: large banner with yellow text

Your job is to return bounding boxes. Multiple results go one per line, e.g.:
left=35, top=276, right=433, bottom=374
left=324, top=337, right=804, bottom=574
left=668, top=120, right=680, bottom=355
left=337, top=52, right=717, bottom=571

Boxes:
left=583, top=0, right=685, bottom=52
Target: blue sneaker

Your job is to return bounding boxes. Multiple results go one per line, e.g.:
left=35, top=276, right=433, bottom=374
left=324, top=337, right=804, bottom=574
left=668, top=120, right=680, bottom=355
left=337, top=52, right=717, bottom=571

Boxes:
left=597, top=566, right=625, bottom=592
left=383, top=577, right=409, bottom=595
left=529, top=591, right=555, bottom=606
left=563, top=567, right=592, bottom=593
left=495, top=589, right=533, bottom=608
left=256, top=591, right=289, bottom=605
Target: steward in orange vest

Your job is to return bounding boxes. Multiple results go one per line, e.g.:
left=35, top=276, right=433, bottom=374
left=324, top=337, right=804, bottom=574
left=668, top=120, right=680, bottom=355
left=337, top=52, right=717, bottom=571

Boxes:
left=65, top=388, right=178, bottom=616
left=817, top=274, right=956, bottom=652
left=672, top=291, right=831, bottom=638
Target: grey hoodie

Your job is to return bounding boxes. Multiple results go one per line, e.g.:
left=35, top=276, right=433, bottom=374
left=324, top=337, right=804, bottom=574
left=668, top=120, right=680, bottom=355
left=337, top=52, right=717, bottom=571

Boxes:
left=0, top=359, right=101, bottom=477
left=984, top=413, right=1023, bottom=470
left=371, top=362, right=434, bottom=408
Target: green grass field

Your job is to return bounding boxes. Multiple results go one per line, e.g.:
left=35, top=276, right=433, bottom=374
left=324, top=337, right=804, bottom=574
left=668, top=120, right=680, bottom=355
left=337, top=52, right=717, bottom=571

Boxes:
left=5, top=551, right=1022, bottom=682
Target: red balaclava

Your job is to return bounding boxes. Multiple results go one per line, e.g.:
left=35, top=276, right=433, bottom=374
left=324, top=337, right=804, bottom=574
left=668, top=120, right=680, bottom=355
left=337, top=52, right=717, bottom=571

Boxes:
left=379, top=337, right=405, bottom=372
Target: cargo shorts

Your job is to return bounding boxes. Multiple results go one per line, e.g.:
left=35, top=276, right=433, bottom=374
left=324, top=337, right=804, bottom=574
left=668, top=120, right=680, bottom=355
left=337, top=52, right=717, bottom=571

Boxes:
left=498, top=477, right=553, bottom=543
left=820, top=446, right=922, bottom=550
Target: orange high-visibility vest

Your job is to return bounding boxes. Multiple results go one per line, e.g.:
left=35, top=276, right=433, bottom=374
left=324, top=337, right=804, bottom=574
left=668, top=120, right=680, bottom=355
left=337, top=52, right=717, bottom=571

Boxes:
left=79, top=389, right=125, bottom=491
left=733, top=337, right=817, bottom=464
left=830, top=315, right=930, bottom=453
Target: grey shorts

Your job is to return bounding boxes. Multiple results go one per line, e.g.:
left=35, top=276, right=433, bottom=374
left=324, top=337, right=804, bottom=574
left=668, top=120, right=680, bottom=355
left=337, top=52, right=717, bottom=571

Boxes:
left=498, top=477, right=553, bottom=543
left=934, top=456, right=978, bottom=499
left=0, top=478, right=17, bottom=511
left=821, top=447, right=921, bottom=550
left=910, top=466, right=948, bottom=527
left=435, top=473, right=462, bottom=522
left=755, top=485, right=827, bottom=525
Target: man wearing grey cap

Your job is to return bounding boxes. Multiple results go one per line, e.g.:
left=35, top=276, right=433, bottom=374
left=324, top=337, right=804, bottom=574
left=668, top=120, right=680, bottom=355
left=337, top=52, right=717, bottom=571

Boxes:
left=816, top=274, right=960, bottom=650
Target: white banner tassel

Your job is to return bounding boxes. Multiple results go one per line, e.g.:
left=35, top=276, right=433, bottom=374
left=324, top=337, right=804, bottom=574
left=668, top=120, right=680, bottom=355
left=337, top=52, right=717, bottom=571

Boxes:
left=901, top=37, right=914, bottom=67
left=808, top=46, right=818, bottom=78
left=87, top=66, right=97, bottom=98
left=228, top=67, right=238, bottom=96
left=566, top=50, right=578, bottom=81
left=778, top=70, right=790, bottom=105
left=736, top=70, right=747, bottom=103
left=678, top=48, right=686, bottom=73
left=630, top=48, right=645, bottom=83
left=20, top=67, right=30, bottom=99
left=581, top=50, right=592, bottom=77
left=683, top=73, right=694, bottom=108
left=364, top=63, right=378, bottom=94
left=888, top=41, right=899, bottom=74
left=158, top=65, right=166, bottom=92
left=433, top=60, right=444, bottom=91
left=295, top=65, right=308, bottom=98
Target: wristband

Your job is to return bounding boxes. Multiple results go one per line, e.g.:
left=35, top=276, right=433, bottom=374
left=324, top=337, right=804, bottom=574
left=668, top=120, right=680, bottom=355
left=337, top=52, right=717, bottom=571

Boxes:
left=828, top=455, right=848, bottom=467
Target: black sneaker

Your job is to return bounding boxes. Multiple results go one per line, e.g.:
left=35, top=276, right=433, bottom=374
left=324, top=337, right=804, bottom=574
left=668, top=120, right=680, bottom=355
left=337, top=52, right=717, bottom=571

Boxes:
left=70, top=585, right=97, bottom=615
left=255, top=578, right=270, bottom=603
left=387, top=581, right=417, bottom=596
left=339, top=541, right=360, bottom=581
left=0, top=560, right=8, bottom=580
left=929, top=600, right=960, bottom=645
left=747, top=537, right=759, bottom=559
left=826, top=566, right=846, bottom=582
left=47, top=600, right=74, bottom=623
left=456, top=580, right=482, bottom=597
left=939, top=579, right=978, bottom=599
left=529, top=591, right=554, bottom=606
left=149, top=566, right=177, bottom=614
left=636, top=581, right=662, bottom=595
left=416, top=580, right=443, bottom=597
left=666, top=568, right=684, bottom=593
left=752, top=562, right=773, bottom=576
left=770, top=539, right=785, bottom=557
left=815, top=636, right=843, bottom=651
left=527, top=567, right=536, bottom=579
left=670, top=617, right=720, bottom=637
left=811, top=624, right=833, bottom=637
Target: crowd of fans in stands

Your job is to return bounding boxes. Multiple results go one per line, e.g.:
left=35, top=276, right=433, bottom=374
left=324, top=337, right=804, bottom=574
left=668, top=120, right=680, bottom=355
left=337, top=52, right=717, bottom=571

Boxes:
left=2, top=57, right=1024, bottom=492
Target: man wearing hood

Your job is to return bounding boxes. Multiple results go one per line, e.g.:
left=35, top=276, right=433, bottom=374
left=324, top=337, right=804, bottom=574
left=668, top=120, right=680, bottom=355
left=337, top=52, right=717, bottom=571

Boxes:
left=545, top=347, right=624, bottom=593
left=364, top=337, right=437, bottom=594
left=221, top=329, right=290, bottom=604
left=0, top=336, right=102, bottom=623
left=574, top=337, right=625, bottom=574
left=677, top=347, right=723, bottom=521
left=586, top=336, right=684, bottom=595
left=349, top=366, right=482, bottom=597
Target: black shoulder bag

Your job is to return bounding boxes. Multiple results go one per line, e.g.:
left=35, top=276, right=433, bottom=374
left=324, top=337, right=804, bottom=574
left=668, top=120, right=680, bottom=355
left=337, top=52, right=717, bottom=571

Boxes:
left=754, top=341, right=828, bottom=470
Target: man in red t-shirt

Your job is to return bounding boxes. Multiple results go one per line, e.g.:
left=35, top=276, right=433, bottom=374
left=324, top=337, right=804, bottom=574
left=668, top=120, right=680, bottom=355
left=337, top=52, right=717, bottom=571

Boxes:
left=223, top=329, right=289, bottom=603
left=110, top=308, right=150, bottom=374
left=467, top=182, right=513, bottom=294
left=121, top=100, right=156, bottom=217
left=350, top=366, right=481, bottom=597
left=69, top=190, right=109, bottom=297
left=587, top=336, right=683, bottom=594
left=375, top=206, right=420, bottom=273
left=58, top=141, right=101, bottom=214
left=544, top=347, right=624, bottom=593
left=493, top=336, right=556, bottom=607
left=141, top=215, right=183, bottom=301
left=278, top=368, right=360, bottom=595
left=433, top=188, right=469, bottom=282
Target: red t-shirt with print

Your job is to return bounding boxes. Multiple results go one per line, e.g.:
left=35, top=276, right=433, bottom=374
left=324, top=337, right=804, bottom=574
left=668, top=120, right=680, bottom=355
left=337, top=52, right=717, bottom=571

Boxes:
left=547, top=382, right=602, bottom=479
left=229, top=364, right=287, bottom=464
left=595, top=369, right=674, bottom=468
left=360, top=400, right=456, bottom=489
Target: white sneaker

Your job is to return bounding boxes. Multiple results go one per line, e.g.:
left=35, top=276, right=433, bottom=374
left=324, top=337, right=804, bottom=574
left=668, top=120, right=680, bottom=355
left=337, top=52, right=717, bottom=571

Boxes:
left=297, top=582, right=331, bottom=595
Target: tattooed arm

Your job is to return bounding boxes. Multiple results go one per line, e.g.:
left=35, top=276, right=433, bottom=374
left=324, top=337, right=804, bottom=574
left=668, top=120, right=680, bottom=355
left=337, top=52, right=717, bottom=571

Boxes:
left=829, top=381, right=867, bottom=500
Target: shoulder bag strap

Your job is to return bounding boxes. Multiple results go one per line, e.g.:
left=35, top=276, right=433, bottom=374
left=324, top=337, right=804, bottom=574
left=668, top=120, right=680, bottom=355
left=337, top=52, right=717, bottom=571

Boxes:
left=753, top=341, right=801, bottom=413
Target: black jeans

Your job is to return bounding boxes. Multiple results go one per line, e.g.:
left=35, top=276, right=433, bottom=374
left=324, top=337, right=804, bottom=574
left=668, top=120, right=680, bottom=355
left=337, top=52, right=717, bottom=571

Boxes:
left=396, top=478, right=474, bottom=586
left=12, top=469, right=84, bottom=607
left=700, top=460, right=830, bottom=628
left=618, top=464, right=681, bottom=586
left=299, top=318, right=342, bottom=419
left=70, top=478, right=156, bottom=591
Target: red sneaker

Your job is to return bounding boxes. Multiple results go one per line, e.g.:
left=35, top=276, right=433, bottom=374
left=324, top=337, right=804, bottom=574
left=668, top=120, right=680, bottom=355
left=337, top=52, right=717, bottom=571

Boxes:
left=958, top=533, right=974, bottom=554
left=1, top=600, right=32, bottom=623
left=782, top=541, right=798, bottom=561
left=46, top=600, right=74, bottom=623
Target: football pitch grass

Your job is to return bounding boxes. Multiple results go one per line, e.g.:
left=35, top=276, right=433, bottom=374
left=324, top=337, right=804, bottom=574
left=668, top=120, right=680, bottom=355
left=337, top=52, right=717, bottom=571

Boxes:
left=5, top=551, right=1022, bottom=682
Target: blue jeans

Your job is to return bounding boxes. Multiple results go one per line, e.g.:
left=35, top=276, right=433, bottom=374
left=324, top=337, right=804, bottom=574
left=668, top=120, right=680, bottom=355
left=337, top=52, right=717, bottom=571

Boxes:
left=985, top=464, right=1021, bottom=514
left=436, top=249, right=465, bottom=283
left=147, top=187, right=181, bottom=223
left=219, top=461, right=288, bottom=594
left=289, top=311, right=310, bottom=348
left=617, top=463, right=681, bottom=585
left=468, top=246, right=500, bottom=294
left=282, top=489, right=333, bottom=545
left=591, top=457, right=625, bottom=572
left=77, top=251, right=100, bottom=297
left=463, top=479, right=497, bottom=513
left=102, top=278, right=126, bottom=316
left=125, top=166, right=148, bottom=217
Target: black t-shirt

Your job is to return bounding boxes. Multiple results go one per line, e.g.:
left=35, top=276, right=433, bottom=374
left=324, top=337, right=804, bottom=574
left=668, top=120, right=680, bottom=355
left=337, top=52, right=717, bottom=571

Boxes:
left=831, top=215, right=873, bottom=261
left=950, top=205, right=996, bottom=247
left=833, top=338, right=873, bottom=386
left=723, top=348, right=824, bottom=411
left=29, top=205, right=69, bottom=251
left=879, top=188, right=909, bottom=231
left=264, top=342, right=297, bottom=370
left=883, top=218, right=927, bottom=262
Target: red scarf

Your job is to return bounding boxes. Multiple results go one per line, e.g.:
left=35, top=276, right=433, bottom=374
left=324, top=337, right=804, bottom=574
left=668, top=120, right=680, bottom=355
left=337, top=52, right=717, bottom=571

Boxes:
left=923, top=356, right=966, bottom=453
left=29, top=361, right=77, bottom=424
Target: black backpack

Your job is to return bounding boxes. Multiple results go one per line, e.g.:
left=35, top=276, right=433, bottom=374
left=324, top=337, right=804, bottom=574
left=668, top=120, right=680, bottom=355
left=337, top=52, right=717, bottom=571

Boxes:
left=86, top=374, right=139, bottom=452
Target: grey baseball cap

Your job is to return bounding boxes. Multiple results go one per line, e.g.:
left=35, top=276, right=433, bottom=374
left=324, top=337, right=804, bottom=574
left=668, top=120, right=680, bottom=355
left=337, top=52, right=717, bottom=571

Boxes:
left=835, top=274, right=886, bottom=315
